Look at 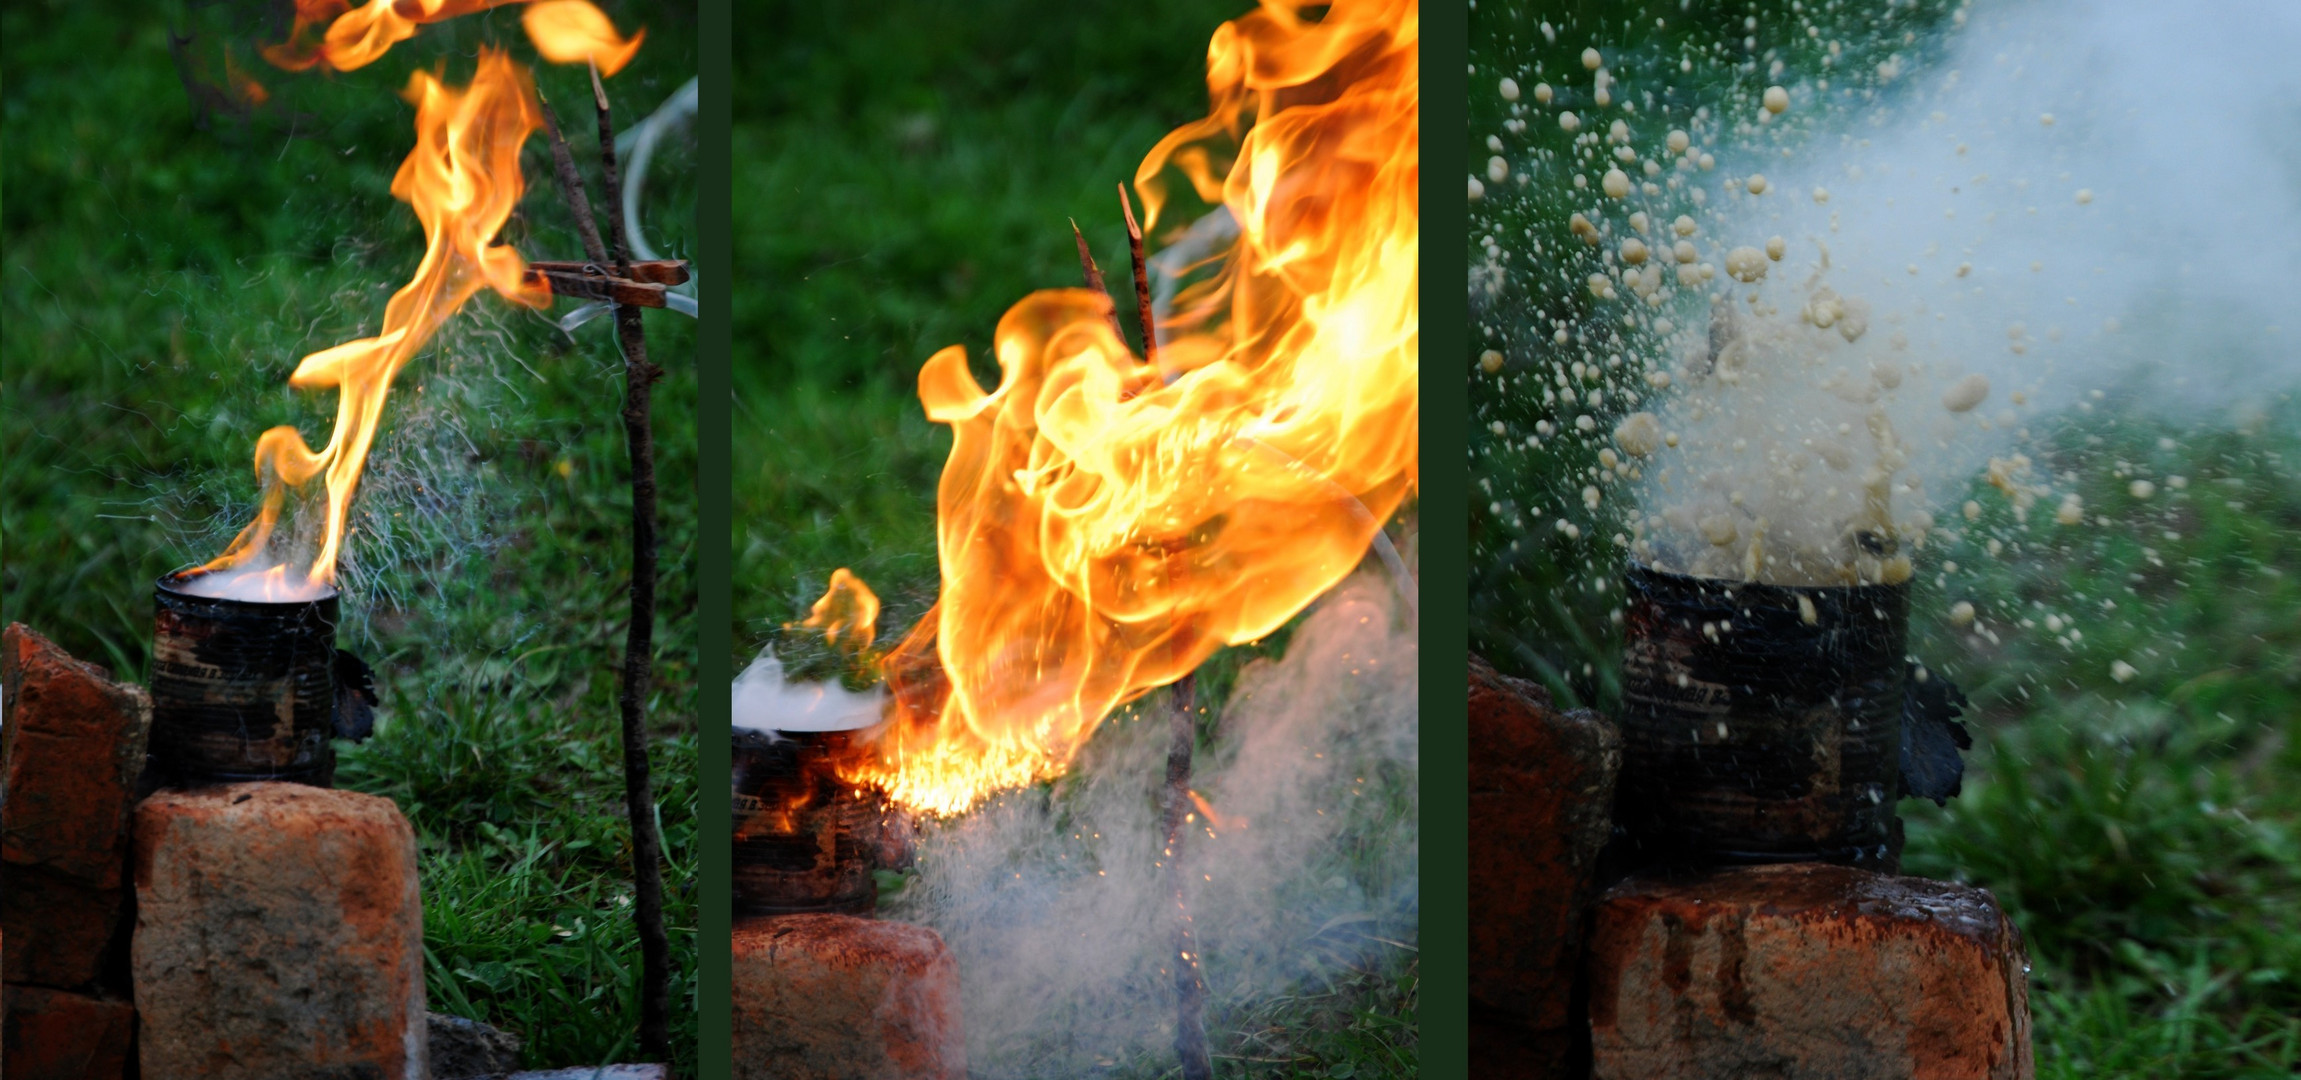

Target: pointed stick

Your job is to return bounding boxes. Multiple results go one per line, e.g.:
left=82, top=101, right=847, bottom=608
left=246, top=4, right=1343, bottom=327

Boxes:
left=1126, top=181, right=1210, bottom=1080
left=1070, top=218, right=1127, bottom=341
left=590, top=58, right=671, bottom=1061
left=1119, top=184, right=1160, bottom=369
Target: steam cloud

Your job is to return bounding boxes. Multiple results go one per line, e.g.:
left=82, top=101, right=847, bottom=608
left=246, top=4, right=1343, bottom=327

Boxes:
left=886, top=573, right=1418, bottom=1074
left=1699, top=0, right=2301, bottom=501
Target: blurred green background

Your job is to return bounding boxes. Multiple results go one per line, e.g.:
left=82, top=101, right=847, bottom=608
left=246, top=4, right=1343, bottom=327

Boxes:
left=735, top=2, right=1418, bottom=1076
left=1470, top=2, right=2299, bottom=1076
left=2, top=0, right=700, bottom=1070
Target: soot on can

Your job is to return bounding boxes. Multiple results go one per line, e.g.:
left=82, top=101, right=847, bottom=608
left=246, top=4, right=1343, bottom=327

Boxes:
left=150, top=569, right=338, bottom=788
left=732, top=727, right=884, bottom=917
left=1617, top=562, right=1908, bottom=870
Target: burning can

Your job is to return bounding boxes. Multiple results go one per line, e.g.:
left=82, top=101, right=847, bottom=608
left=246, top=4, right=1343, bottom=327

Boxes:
left=733, top=727, right=882, bottom=916
left=150, top=570, right=338, bottom=788
left=1616, top=563, right=1907, bottom=870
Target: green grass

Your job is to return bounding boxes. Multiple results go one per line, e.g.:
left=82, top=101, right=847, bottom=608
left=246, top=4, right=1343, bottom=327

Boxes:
left=2, top=1, right=700, bottom=1071
left=1897, top=408, right=2301, bottom=1078
left=734, top=2, right=1417, bottom=1075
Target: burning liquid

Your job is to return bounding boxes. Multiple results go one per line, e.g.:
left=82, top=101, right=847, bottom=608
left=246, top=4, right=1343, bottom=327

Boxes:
left=823, top=0, right=1419, bottom=816
left=173, top=564, right=343, bottom=604
left=211, top=2, right=645, bottom=598
left=199, top=48, right=549, bottom=598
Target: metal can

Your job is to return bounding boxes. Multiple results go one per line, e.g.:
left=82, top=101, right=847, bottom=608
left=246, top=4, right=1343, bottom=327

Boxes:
left=150, top=570, right=338, bottom=788
left=1616, top=563, right=1906, bottom=870
left=732, top=727, right=881, bottom=917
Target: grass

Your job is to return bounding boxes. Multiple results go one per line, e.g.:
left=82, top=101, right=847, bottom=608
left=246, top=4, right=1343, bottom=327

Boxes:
left=1, top=1, right=700, bottom=1071
left=1468, top=3, right=2299, bottom=1075
left=735, top=2, right=1418, bottom=1075
left=1897, top=408, right=2301, bottom=1078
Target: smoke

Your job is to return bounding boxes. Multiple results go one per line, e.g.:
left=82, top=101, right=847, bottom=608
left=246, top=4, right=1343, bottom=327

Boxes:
left=1570, top=0, right=2301, bottom=582
left=1701, top=0, right=2301, bottom=487
left=885, top=572, right=1417, bottom=1075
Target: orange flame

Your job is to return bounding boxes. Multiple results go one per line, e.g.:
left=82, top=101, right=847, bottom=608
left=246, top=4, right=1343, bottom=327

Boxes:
left=201, top=48, right=549, bottom=595
left=521, top=0, right=645, bottom=76
left=845, top=0, right=1418, bottom=815
left=265, top=0, right=638, bottom=76
left=795, top=569, right=882, bottom=653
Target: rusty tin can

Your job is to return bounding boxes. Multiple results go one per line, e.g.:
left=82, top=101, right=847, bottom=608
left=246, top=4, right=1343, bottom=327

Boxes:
left=150, top=570, right=337, bottom=788
left=732, top=727, right=881, bottom=916
left=1617, top=563, right=1906, bottom=870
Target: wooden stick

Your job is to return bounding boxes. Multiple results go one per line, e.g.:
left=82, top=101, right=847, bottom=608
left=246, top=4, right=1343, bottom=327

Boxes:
left=529, top=258, right=691, bottom=285
left=1128, top=183, right=1208, bottom=1080
left=590, top=59, right=671, bottom=1061
left=521, top=268, right=673, bottom=308
left=1119, top=184, right=1160, bottom=369
left=1160, top=676, right=1212, bottom=1080
left=1071, top=218, right=1128, bottom=343
left=537, top=94, right=609, bottom=267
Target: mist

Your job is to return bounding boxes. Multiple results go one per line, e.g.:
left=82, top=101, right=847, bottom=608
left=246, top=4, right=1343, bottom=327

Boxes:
left=885, top=573, right=1418, bottom=1075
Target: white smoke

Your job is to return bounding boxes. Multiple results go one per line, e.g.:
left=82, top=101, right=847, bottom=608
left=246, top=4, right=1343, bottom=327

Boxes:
left=1707, top=0, right=2301, bottom=486
left=886, top=572, right=1418, bottom=1075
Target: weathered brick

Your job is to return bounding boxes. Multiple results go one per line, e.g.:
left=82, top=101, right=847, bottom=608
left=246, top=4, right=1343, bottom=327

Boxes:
left=1469, top=653, right=1620, bottom=1064
left=1, top=623, right=152, bottom=887
left=133, top=782, right=426, bottom=1080
left=1588, top=862, right=2033, bottom=1080
left=732, top=914, right=965, bottom=1080
left=2, top=983, right=136, bottom=1080
left=0, top=863, right=123, bottom=989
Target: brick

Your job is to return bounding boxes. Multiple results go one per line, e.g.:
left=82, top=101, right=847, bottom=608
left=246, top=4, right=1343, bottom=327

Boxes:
left=1588, top=862, right=2033, bottom=1080
left=732, top=914, right=965, bottom=1080
left=2, top=983, right=136, bottom=1080
left=133, top=782, right=426, bottom=1080
left=1, top=623, right=152, bottom=887
left=1468, top=653, right=1620, bottom=1057
left=0, top=863, right=123, bottom=989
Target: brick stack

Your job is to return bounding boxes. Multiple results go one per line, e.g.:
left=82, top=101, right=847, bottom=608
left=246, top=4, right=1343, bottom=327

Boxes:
left=1468, top=654, right=2036, bottom=1080
left=1468, top=655, right=1620, bottom=1078
left=133, top=782, right=428, bottom=1079
left=2, top=625, right=149, bottom=1080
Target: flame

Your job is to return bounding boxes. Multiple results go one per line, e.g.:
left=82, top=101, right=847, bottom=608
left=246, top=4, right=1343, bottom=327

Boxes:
left=201, top=48, right=549, bottom=594
left=796, top=569, right=882, bottom=653
left=265, top=0, right=638, bottom=76
left=521, top=0, right=645, bottom=76
left=845, top=0, right=1418, bottom=815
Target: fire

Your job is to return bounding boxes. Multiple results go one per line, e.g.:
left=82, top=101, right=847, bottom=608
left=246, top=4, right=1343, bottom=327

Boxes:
left=796, top=569, right=881, bottom=654
left=266, top=0, right=638, bottom=75
left=200, top=48, right=549, bottom=595
left=521, top=0, right=645, bottom=76
left=845, top=0, right=1418, bottom=815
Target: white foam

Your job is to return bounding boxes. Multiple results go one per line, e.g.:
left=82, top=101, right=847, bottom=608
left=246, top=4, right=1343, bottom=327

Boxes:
left=730, top=652, right=884, bottom=733
left=173, top=565, right=335, bottom=603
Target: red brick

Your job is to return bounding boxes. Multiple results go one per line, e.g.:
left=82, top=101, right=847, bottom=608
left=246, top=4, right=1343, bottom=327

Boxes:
left=133, top=782, right=426, bottom=1080
left=3, top=983, right=136, bottom=1080
left=732, top=914, right=965, bottom=1080
left=1469, top=653, right=1620, bottom=1055
left=1, top=624, right=151, bottom=888
left=1588, top=862, right=2033, bottom=1080
left=0, top=864, right=123, bottom=988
